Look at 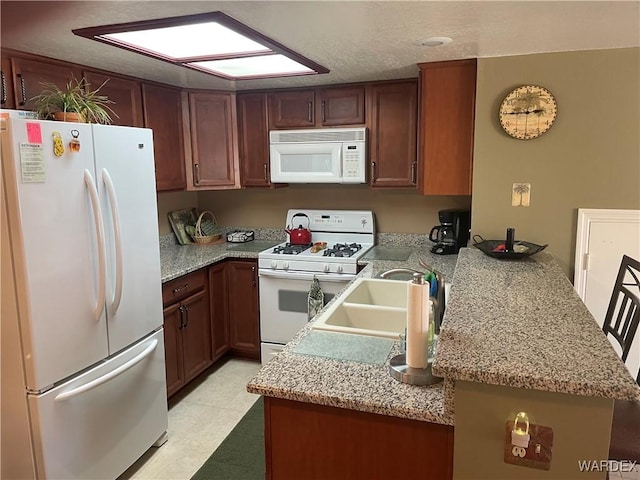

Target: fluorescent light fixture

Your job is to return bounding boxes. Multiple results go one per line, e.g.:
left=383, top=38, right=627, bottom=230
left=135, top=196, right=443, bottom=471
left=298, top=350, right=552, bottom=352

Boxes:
left=73, top=12, right=328, bottom=80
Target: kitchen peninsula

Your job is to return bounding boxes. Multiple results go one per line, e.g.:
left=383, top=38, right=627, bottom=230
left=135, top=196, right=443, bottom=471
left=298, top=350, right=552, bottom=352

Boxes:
left=246, top=248, right=640, bottom=480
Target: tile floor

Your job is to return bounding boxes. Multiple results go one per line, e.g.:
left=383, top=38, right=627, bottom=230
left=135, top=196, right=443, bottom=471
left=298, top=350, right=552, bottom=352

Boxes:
left=118, top=358, right=262, bottom=480
left=118, top=357, right=640, bottom=480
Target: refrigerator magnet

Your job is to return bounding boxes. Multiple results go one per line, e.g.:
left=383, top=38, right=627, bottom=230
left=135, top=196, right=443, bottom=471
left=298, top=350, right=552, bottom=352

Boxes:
left=52, top=132, right=64, bottom=157
left=69, top=129, right=80, bottom=152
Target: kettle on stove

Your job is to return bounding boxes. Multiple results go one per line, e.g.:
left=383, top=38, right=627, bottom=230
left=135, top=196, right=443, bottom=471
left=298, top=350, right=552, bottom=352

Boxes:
left=285, top=213, right=312, bottom=245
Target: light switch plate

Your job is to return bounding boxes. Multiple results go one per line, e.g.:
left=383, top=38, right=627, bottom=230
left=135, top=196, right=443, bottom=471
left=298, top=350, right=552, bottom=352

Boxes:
left=504, top=420, right=553, bottom=470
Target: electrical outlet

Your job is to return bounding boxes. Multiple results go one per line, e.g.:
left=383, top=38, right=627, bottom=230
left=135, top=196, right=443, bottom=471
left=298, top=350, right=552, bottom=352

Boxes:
left=512, top=183, right=531, bottom=207
left=504, top=420, right=553, bottom=470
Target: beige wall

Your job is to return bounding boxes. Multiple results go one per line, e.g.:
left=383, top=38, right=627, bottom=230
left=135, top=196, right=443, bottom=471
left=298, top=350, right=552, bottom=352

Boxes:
left=157, top=186, right=471, bottom=237
left=454, top=380, right=612, bottom=479
left=472, top=48, right=640, bottom=278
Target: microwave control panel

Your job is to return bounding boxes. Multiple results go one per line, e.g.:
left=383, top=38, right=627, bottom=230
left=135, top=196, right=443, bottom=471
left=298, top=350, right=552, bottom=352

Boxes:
left=342, top=143, right=365, bottom=183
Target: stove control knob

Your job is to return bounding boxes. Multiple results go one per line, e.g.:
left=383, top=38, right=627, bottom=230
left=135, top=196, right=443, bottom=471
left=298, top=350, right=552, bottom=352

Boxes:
left=323, top=264, right=330, bottom=273
left=283, top=262, right=289, bottom=270
left=271, top=260, right=278, bottom=269
left=336, top=265, right=343, bottom=273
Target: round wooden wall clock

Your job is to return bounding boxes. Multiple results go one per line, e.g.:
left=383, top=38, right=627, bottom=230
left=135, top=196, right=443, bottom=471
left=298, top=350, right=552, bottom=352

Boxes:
left=499, top=85, right=558, bottom=140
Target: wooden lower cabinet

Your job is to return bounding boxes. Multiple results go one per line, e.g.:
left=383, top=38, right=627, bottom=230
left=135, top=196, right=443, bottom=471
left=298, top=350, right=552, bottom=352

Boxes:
left=209, top=262, right=230, bottom=361
left=227, top=260, right=260, bottom=360
left=162, top=269, right=213, bottom=398
left=264, top=397, right=454, bottom=479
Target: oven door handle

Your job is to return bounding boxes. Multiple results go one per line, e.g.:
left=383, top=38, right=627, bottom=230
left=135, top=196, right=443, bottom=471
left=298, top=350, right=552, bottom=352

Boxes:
left=258, top=269, right=355, bottom=283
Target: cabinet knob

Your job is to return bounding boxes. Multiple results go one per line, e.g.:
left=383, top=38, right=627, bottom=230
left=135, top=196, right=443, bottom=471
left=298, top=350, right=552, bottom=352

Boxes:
left=173, top=283, right=189, bottom=295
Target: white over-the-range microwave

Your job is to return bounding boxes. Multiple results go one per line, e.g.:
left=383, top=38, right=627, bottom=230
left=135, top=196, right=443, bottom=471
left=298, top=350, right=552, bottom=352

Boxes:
left=269, top=127, right=366, bottom=184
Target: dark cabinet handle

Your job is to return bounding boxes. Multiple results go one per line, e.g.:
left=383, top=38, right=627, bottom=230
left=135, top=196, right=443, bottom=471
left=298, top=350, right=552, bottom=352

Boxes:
left=194, top=163, right=200, bottom=185
left=321, top=100, right=326, bottom=122
left=411, top=161, right=417, bottom=185
left=263, top=164, right=268, bottom=182
left=17, top=74, right=26, bottom=106
left=252, top=265, right=257, bottom=286
left=370, top=161, right=376, bottom=183
left=307, top=101, right=312, bottom=123
left=1, top=71, right=6, bottom=105
left=178, top=305, right=186, bottom=329
left=182, top=305, right=189, bottom=328
left=172, top=283, right=189, bottom=295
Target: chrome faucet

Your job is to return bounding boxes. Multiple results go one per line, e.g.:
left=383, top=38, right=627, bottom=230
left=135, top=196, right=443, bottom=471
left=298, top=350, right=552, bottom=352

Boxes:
left=377, top=264, right=446, bottom=335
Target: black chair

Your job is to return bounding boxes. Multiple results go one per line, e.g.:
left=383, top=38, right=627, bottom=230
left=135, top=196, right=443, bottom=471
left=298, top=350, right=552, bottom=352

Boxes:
left=602, top=254, right=640, bottom=463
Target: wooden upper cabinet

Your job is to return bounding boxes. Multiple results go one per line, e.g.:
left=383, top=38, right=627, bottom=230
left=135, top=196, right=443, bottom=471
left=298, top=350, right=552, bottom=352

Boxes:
left=82, top=71, right=143, bottom=127
left=237, top=92, right=271, bottom=187
left=268, top=86, right=365, bottom=129
left=368, top=80, right=418, bottom=188
left=186, top=91, right=240, bottom=189
left=268, top=89, right=315, bottom=129
left=317, top=86, right=365, bottom=126
left=418, top=59, right=476, bottom=195
left=1, top=53, right=14, bottom=109
left=10, top=57, right=82, bottom=110
left=142, top=83, right=186, bottom=192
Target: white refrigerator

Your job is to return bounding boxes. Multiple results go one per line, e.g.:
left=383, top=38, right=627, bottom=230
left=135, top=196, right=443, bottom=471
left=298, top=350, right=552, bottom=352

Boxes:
left=1, top=116, right=168, bottom=479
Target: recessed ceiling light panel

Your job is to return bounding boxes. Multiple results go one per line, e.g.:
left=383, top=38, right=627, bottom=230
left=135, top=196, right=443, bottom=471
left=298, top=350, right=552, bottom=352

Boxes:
left=73, top=12, right=329, bottom=80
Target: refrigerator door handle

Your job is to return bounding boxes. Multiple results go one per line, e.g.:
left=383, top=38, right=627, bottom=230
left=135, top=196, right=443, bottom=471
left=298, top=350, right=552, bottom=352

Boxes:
left=84, top=169, right=106, bottom=320
left=102, top=168, right=123, bottom=313
left=54, top=339, right=159, bottom=402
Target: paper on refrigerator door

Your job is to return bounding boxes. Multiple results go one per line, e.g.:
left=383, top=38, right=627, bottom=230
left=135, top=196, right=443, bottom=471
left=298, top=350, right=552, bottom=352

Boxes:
left=19, top=143, right=45, bottom=183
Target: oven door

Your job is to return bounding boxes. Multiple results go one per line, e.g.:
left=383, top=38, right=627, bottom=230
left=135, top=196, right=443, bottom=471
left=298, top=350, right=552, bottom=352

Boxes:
left=258, top=269, right=352, bottom=345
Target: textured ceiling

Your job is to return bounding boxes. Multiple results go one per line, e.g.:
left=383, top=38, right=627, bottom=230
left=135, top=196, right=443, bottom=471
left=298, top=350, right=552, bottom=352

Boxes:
left=1, top=1, right=638, bottom=90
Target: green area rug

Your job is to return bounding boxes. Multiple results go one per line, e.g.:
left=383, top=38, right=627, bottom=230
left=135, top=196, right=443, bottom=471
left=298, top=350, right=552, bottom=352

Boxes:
left=191, top=397, right=265, bottom=480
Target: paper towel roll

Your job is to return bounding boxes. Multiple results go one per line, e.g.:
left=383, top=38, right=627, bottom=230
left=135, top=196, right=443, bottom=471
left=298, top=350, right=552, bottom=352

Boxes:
left=406, top=279, right=431, bottom=369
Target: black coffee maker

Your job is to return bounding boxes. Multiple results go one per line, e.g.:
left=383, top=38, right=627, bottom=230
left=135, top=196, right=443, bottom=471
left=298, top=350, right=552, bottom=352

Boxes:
left=429, top=209, right=471, bottom=255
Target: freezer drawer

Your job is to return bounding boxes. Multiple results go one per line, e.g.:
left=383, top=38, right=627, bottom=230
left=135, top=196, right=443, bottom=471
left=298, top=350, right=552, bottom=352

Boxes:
left=27, top=330, right=168, bottom=480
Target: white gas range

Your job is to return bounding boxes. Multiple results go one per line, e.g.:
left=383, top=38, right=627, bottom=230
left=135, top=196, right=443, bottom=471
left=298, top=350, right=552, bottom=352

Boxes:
left=258, top=209, right=375, bottom=364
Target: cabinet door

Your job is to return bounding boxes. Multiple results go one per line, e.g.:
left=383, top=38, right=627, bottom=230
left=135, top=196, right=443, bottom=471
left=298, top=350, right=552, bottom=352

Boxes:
left=368, top=81, right=418, bottom=188
left=227, top=260, right=260, bottom=359
left=181, top=289, right=213, bottom=383
left=142, top=83, right=186, bottom=191
left=209, top=263, right=230, bottom=362
left=10, top=57, right=82, bottom=110
left=237, top=92, right=271, bottom=187
left=419, top=59, right=476, bottom=195
left=317, top=86, right=365, bottom=126
left=163, top=303, right=185, bottom=397
left=188, top=91, right=239, bottom=188
left=1, top=53, right=14, bottom=109
left=268, top=90, right=315, bottom=128
left=82, top=71, right=143, bottom=127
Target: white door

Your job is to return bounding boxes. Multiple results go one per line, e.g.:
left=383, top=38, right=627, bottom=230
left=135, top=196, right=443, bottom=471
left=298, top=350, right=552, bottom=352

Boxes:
left=92, top=125, right=163, bottom=354
left=575, top=208, right=640, bottom=377
left=2, top=119, right=109, bottom=391
left=27, top=330, right=167, bottom=480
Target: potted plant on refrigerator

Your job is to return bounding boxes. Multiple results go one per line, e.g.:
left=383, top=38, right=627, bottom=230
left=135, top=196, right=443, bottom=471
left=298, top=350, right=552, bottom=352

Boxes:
left=32, top=76, right=116, bottom=124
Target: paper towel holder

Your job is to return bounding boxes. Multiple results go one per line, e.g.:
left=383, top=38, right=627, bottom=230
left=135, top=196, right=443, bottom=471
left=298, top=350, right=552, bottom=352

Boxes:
left=389, top=353, right=443, bottom=385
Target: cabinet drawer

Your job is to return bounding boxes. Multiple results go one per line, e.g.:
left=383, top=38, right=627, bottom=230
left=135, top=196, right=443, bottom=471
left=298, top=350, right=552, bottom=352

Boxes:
left=162, top=269, right=206, bottom=305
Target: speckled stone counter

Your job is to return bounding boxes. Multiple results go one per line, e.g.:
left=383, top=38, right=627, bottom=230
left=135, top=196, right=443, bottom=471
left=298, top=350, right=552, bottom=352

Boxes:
left=247, top=249, right=459, bottom=426
left=432, top=248, right=640, bottom=401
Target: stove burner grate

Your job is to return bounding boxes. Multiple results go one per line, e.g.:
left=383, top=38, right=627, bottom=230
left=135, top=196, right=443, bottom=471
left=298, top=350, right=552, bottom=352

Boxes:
left=323, top=243, right=363, bottom=258
left=272, top=243, right=312, bottom=255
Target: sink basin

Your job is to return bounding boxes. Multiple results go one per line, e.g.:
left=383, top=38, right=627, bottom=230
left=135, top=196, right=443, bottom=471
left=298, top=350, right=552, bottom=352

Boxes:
left=312, top=278, right=408, bottom=338
left=312, top=277, right=452, bottom=339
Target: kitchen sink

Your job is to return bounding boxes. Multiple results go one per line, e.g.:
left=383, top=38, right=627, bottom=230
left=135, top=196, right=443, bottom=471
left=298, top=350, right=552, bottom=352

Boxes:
left=311, top=277, right=452, bottom=339
left=312, top=278, right=408, bottom=338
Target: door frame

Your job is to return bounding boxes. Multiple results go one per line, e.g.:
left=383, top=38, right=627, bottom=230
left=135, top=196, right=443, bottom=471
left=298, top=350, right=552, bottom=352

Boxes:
left=574, top=208, right=640, bottom=299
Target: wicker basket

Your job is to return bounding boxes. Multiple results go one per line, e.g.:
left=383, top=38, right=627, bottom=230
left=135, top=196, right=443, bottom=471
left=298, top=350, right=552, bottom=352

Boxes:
left=191, top=211, right=221, bottom=244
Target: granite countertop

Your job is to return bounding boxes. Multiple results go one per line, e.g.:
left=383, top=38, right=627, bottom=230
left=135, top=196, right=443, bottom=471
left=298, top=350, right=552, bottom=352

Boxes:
left=432, top=248, right=640, bottom=401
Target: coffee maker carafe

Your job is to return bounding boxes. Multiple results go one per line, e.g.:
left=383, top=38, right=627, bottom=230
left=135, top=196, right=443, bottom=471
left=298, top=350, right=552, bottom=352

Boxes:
left=429, top=209, right=471, bottom=255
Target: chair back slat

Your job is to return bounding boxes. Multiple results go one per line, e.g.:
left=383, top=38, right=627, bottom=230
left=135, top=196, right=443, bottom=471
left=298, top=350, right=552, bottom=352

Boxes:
left=602, top=255, right=640, bottom=375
